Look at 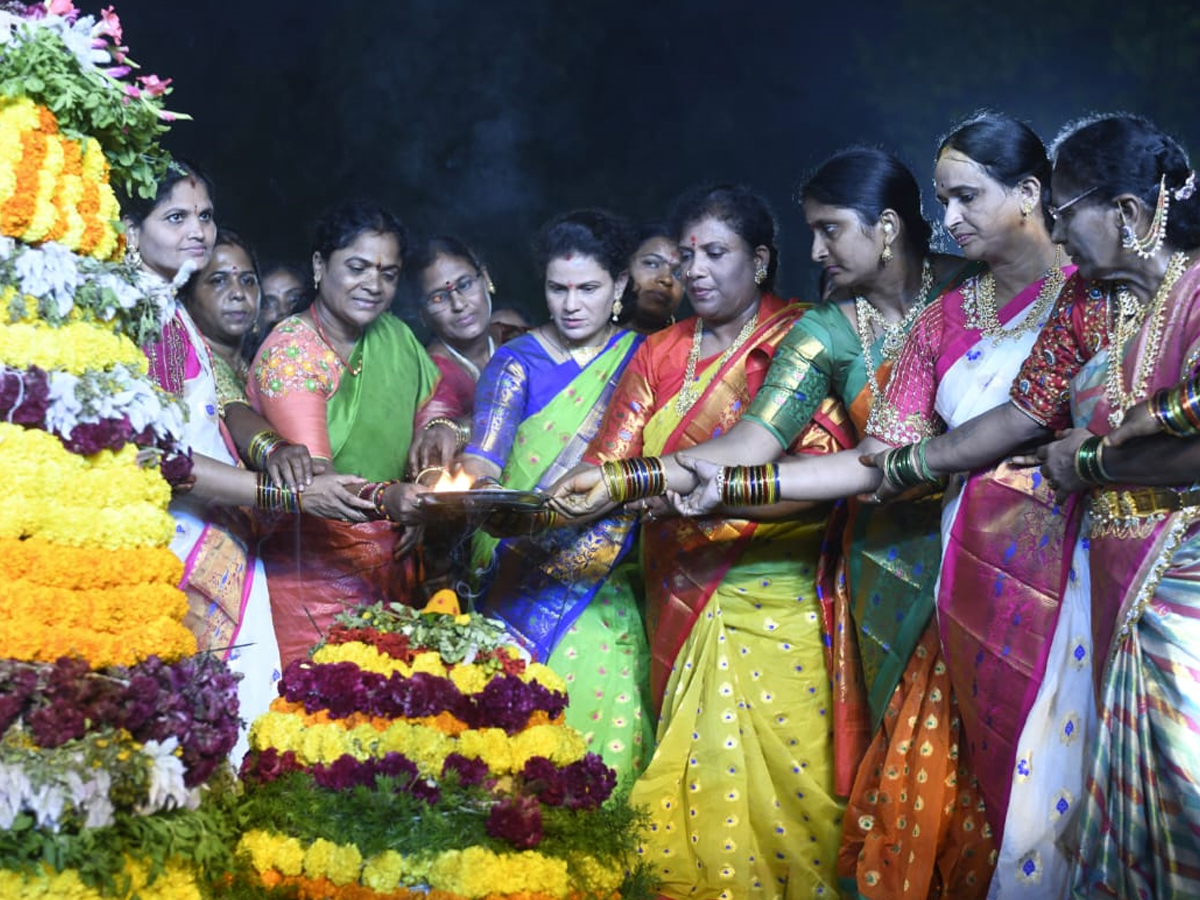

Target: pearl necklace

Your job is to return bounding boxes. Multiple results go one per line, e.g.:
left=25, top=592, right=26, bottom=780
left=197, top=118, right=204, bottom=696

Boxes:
left=674, top=309, right=759, bottom=415
left=853, top=259, right=934, bottom=397
left=1105, top=251, right=1190, bottom=427
left=441, top=335, right=494, bottom=381
left=962, top=261, right=1065, bottom=340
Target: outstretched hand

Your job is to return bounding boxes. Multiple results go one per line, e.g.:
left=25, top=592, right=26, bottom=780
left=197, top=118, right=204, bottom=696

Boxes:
left=857, top=450, right=897, bottom=504
left=548, top=463, right=612, bottom=518
left=667, top=454, right=723, bottom=517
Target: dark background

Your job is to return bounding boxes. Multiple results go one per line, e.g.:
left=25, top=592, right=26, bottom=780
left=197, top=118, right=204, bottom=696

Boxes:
left=115, top=0, right=1200, bottom=327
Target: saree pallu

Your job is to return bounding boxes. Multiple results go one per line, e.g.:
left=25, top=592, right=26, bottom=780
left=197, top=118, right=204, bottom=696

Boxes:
left=468, top=330, right=652, bottom=783
left=597, top=296, right=846, bottom=898
left=251, top=314, right=447, bottom=666
left=145, top=308, right=281, bottom=764
left=1063, top=263, right=1200, bottom=900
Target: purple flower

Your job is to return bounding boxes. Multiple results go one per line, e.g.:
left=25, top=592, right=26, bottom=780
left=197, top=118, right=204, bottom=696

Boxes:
left=520, top=756, right=565, bottom=806
left=486, top=796, right=543, bottom=849
left=443, top=753, right=491, bottom=788
left=560, top=753, right=617, bottom=809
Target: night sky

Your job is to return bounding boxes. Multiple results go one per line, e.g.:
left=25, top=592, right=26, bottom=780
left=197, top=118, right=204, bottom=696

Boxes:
left=113, top=0, right=1200, bottom=327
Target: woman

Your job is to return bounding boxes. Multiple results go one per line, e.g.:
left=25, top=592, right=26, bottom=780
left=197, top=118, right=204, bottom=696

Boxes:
left=663, top=115, right=1080, bottom=897
left=248, top=200, right=466, bottom=667
left=966, top=113, right=1200, bottom=900
left=242, top=262, right=309, bottom=361
left=616, top=221, right=685, bottom=333
left=179, top=229, right=261, bottom=403
left=457, top=209, right=652, bottom=783
left=129, top=164, right=374, bottom=760
left=554, top=184, right=846, bottom=897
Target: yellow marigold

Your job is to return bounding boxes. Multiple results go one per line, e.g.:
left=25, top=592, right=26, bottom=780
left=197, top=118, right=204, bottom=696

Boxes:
left=0, top=320, right=148, bottom=373
left=303, top=837, right=363, bottom=887
left=569, top=854, right=624, bottom=894
left=25, top=130, right=64, bottom=243
left=313, top=641, right=406, bottom=676
left=0, top=857, right=202, bottom=900
left=0, top=536, right=181, bottom=589
left=449, top=663, right=489, bottom=696
left=361, top=850, right=406, bottom=891
left=410, top=651, right=448, bottom=678
left=427, top=847, right=570, bottom=898
left=510, top=725, right=587, bottom=769
left=525, top=663, right=566, bottom=694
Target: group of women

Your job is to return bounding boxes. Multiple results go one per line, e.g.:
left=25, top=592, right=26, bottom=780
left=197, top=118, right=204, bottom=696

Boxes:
left=122, top=108, right=1200, bottom=900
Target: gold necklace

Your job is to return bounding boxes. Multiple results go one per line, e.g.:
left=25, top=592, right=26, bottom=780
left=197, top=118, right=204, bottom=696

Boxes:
left=548, top=324, right=612, bottom=367
left=962, top=261, right=1065, bottom=340
left=853, top=259, right=935, bottom=397
left=1105, top=250, right=1190, bottom=426
left=674, top=309, right=759, bottom=415
left=311, top=303, right=362, bottom=376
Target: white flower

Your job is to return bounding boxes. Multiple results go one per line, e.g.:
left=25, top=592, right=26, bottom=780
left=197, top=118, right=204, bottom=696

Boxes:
left=136, top=738, right=191, bottom=815
left=0, top=761, right=31, bottom=829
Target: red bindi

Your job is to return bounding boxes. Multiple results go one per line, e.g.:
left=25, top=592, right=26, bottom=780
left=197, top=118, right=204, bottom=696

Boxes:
left=689, top=235, right=697, bottom=246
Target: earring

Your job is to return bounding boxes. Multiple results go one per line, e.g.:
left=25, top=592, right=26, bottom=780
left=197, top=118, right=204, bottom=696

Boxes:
left=610, top=298, right=623, bottom=322
left=1120, top=175, right=1169, bottom=259
left=486, top=275, right=497, bottom=294
left=313, top=272, right=321, bottom=290
left=125, top=242, right=142, bottom=270
left=1020, top=199, right=1033, bottom=221
left=879, top=244, right=893, bottom=265
left=753, top=259, right=768, bottom=285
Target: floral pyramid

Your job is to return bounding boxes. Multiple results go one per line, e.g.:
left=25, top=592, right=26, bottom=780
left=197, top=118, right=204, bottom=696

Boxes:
left=234, top=594, right=656, bottom=900
left=0, top=3, right=242, bottom=898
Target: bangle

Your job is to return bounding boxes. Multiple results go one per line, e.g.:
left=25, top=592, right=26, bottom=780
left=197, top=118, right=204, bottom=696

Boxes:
left=600, top=458, right=667, bottom=504
left=361, top=480, right=400, bottom=521
left=1074, top=435, right=1108, bottom=485
left=424, top=417, right=469, bottom=450
left=1152, top=380, right=1200, bottom=436
left=255, top=471, right=300, bottom=512
left=247, top=430, right=287, bottom=470
left=719, top=464, right=781, bottom=506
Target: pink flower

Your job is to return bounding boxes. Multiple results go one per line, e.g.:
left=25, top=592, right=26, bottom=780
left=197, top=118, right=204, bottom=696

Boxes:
left=46, top=0, right=77, bottom=18
left=137, top=74, right=172, bottom=98
left=103, top=65, right=131, bottom=79
left=98, top=5, right=122, bottom=42
left=123, top=84, right=141, bottom=100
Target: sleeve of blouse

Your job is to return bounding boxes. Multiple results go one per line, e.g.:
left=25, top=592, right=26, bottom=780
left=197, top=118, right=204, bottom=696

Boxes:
left=584, top=341, right=655, bottom=465
left=865, top=300, right=945, bottom=445
left=463, top=347, right=528, bottom=470
left=249, top=331, right=336, bottom=460
left=1010, top=278, right=1091, bottom=430
left=741, top=313, right=834, bottom=449
left=413, top=340, right=468, bottom=430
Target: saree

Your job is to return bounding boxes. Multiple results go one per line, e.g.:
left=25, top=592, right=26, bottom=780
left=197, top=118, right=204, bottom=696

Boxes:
left=589, top=294, right=845, bottom=899
left=1014, top=266, right=1200, bottom=900
left=863, top=265, right=1079, bottom=897
left=144, top=306, right=281, bottom=764
left=465, top=329, right=653, bottom=783
left=249, top=313, right=458, bottom=666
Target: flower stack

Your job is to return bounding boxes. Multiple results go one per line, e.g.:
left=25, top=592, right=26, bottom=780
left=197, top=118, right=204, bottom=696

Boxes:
left=0, top=3, right=242, bottom=899
left=235, top=594, right=655, bottom=900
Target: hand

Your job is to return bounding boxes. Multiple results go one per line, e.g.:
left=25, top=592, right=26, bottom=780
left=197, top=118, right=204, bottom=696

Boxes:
left=630, top=494, right=675, bottom=522
left=381, top=481, right=426, bottom=526
left=1035, top=427, right=1093, bottom=503
left=297, top=472, right=374, bottom=522
left=265, top=442, right=315, bottom=491
left=857, top=449, right=899, bottom=504
left=482, top=507, right=557, bottom=539
left=1104, top=400, right=1158, bottom=448
left=667, top=454, right=723, bottom=517
left=409, top=422, right=461, bottom=474
left=548, top=463, right=611, bottom=518
left=392, top=522, right=425, bottom=559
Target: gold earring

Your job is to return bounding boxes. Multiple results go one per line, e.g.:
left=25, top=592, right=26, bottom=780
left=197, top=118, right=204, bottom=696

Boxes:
left=880, top=244, right=893, bottom=265
left=754, top=259, right=768, bottom=285
left=486, top=275, right=497, bottom=294
left=1020, top=200, right=1033, bottom=221
left=610, top=297, right=623, bottom=322
left=1120, top=176, right=1169, bottom=259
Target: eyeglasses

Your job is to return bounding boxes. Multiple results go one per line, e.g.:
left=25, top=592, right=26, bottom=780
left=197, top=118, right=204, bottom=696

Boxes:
left=426, top=274, right=479, bottom=309
left=1048, top=186, right=1098, bottom=222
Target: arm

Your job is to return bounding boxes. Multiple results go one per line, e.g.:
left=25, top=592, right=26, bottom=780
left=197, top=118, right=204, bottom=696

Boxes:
left=457, top=349, right=528, bottom=484
left=185, top=453, right=373, bottom=521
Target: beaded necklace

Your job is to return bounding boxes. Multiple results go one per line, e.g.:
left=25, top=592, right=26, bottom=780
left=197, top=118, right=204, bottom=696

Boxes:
left=853, top=259, right=934, bottom=398
left=311, top=303, right=362, bottom=377
left=674, top=309, right=760, bottom=415
left=961, top=259, right=1065, bottom=340
left=1105, top=251, right=1190, bottom=426
left=440, top=336, right=494, bottom=381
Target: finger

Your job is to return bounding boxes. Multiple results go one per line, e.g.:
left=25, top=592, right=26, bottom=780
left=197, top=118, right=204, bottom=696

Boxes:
left=1008, top=454, right=1040, bottom=467
left=858, top=454, right=879, bottom=468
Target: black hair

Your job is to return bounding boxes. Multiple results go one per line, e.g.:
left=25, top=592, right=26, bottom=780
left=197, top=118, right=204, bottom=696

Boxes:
left=939, top=110, right=1053, bottom=230
left=407, top=235, right=487, bottom=286
left=667, top=184, right=779, bottom=292
left=177, top=228, right=258, bottom=304
left=311, top=199, right=408, bottom=263
left=1052, top=113, right=1200, bottom=249
left=801, top=146, right=933, bottom=257
left=532, top=208, right=633, bottom=279
left=260, top=261, right=313, bottom=312
left=617, top=221, right=679, bottom=327
left=120, top=158, right=215, bottom=226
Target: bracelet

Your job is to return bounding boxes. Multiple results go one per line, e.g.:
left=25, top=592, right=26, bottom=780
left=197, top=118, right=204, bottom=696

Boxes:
left=1152, top=379, right=1200, bottom=436
left=255, top=471, right=300, bottom=513
left=600, top=458, right=667, bottom=504
left=719, top=464, right=781, bottom=506
left=424, top=417, right=469, bottom=450
left=879, top=441, right=937, bottom=490
left=1074, top=435, right=1108, bottom=485
left=357, top=480, right=400, bottom=521
left=247, top=430, right=287, bottom=470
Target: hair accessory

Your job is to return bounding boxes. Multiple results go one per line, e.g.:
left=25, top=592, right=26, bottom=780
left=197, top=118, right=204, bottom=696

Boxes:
left=610, top=297, right=623, bottom=322
left=753, top=259, right=768, bottom=285
left=1173, top=171, right=1197, bottom=202
left=1121, top=174, right=1169, bottom=259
